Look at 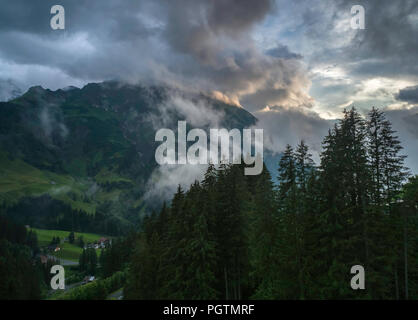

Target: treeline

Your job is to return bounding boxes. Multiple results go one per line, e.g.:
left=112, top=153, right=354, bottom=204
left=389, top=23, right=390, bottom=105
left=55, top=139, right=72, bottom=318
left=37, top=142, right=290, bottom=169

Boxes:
left=0, top=215, right=63, bottom=299
left=1, top=195, right=126, bottom=236
left=55, top=271, right=126, bottom=300
left=99, top=236, right=135, bottom=278
left=60, top=236, right=135, bottom=300
left=0, top=215, right=41, bottom=299
left=77, top=235, right=135, bottom=278
left=124, top=107, right=418, bottom=300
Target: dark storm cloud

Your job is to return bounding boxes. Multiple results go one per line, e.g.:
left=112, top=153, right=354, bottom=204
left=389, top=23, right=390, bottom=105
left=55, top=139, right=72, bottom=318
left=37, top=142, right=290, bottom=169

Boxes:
left=1, top=0, right=416, bottom=105
left=266, top=45, right=303, bottom=60
left=0, top=1, right=50, bottom=34
left=1, top=0, right=416, bottom=171
left=348, top=0, right=418, bottom=60
left=396, top=86, right=418, bottom=105
left=207, top=0, right=273, bottom=33
left=0, top=0, right=313, bottom=111
left=162, top=0, right=274, bottom=51
left=302, top=0, right=418, bottom=79
left=161, top=0, right=273, bottom=60
left=0, top=0, right=159, bottom=87
left=153, top=0, right=312, bottom=111
left=0, top=1, right=150, bottom=37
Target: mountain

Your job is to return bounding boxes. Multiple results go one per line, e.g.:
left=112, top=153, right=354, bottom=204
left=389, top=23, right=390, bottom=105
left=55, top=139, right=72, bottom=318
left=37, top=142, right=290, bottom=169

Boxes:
left=0, top=81, right=256, bottom=235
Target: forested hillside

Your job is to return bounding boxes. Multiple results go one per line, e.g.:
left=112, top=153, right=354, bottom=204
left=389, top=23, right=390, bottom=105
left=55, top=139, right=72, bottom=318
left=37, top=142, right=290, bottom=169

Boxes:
left=125, top=107, right=418, bottom=300
left=0, top=82, right=256, bottom=235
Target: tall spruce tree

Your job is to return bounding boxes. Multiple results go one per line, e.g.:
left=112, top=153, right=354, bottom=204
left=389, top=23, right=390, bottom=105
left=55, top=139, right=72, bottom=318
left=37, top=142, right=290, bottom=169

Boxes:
left=250, top=164, right=281, bottom=299
left=318, top=108, right=370, bottom=298
left=123, top=107, right=415, bottom=300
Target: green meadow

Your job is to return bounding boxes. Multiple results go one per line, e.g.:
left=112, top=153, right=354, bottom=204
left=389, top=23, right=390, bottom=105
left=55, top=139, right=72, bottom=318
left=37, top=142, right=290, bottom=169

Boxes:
left=0, top=151, right=134, bottom=215
left=32, top=228, right=106, bottom=262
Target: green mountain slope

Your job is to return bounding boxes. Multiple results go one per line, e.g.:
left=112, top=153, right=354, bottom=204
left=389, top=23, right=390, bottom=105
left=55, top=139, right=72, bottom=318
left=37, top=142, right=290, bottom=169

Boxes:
left=0, top=81, right=256, bottom=234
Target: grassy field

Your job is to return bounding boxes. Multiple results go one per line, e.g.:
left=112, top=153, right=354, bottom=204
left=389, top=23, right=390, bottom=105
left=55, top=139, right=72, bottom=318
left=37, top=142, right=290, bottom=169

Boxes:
left=0, top=151, right=96, bottom=214
left=32, top=228, right=106, bottom=262
left=0, top=151, right=132, bottom=215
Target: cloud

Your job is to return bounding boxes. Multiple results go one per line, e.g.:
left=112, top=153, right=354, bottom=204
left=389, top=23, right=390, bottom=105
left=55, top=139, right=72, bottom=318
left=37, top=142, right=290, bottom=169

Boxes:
left=253, top=106, right=333, bottom=163
left=154, top=0, right=311, bottom=111
left=385, top=107, right=418, bottom=173
left=0, top=0, right=313, bottom=112
left=1, top=0, right=417, bottom=183
left=1, top=0, right=417, bottom=113
left=146, top=92, right=226, bottom=130
left=261, top=0, right=418, bottom=119
left=253, top=105, right=418, bottom=175
left=296, top=0, right=418, bottom=79
left=18, top=86, right=70, bottom=145
left=265, top=45, right=302, bottom=60
left=144, top=164, right=208, bottom=201
left=162, top=0, right=274, bottom=63
left=396, top=85, right=418, bottom=105
left=39, top=106, right=69, bottom=143
left=0, top=78, right=22, bottom=101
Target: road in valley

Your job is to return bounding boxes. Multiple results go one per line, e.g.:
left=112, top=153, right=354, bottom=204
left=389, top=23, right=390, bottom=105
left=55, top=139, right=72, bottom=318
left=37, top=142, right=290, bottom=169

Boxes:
left=47, top=255, right=78, bottom=266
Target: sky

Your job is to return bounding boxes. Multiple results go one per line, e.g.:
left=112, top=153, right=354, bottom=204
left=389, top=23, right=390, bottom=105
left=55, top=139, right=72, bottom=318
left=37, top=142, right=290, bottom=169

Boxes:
left=0, top=0, right=417, bottom=172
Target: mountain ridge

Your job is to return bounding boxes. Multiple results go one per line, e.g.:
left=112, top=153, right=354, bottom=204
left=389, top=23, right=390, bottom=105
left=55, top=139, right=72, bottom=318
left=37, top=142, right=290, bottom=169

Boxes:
left=0, top=81, right=257, bottom=235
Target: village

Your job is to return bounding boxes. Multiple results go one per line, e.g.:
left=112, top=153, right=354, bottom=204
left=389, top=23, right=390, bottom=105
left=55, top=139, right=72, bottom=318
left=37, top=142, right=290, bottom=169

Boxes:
left=30, top=230, right=114, bottom=291
left=44, top=235, right=111, bottom=254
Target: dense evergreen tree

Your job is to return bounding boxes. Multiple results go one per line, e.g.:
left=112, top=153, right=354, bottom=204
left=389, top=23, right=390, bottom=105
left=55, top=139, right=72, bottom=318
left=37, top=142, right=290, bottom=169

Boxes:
left=68, top=231, right=75, bottom=244
left=250, top=164, right=280, bottom=299
left=79, top=248, right=97, bottom=275
left=124, top=107, right=415, bottom=300
left=0, top=216, right=42, bottom=299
